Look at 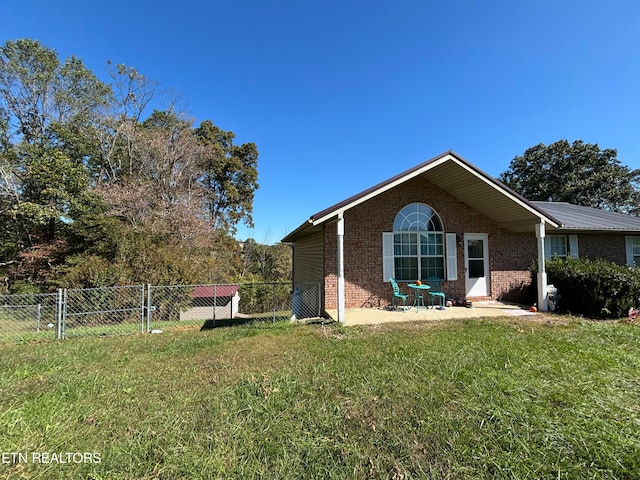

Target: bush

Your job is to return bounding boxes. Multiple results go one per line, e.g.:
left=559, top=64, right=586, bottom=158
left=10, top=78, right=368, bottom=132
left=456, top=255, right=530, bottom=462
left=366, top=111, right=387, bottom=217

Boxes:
left=545, top=257, right=640, bottom=319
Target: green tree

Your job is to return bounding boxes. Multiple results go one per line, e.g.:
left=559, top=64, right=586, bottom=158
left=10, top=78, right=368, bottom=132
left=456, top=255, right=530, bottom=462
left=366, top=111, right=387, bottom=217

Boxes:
left=0, top=39, right=109, bottom=266
left=240, top=239, right=291, bottom=282
left=0, top=39, right=110, bottom=150
left=15, top=148, right=93, bottom=238
left=195, top=120, right=259, bottom=234
left=499, top=140, right=640, bottom=214
left=0, top=38, right=60, bottom=146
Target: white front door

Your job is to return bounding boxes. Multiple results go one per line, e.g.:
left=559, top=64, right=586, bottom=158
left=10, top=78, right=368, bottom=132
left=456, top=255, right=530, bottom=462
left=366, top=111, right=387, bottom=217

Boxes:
left=464, top=234, right=489, bottom=297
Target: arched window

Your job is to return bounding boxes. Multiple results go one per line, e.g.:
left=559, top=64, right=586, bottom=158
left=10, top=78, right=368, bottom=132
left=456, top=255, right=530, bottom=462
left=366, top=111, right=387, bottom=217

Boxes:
left=392, top=203, right=444, bottom=281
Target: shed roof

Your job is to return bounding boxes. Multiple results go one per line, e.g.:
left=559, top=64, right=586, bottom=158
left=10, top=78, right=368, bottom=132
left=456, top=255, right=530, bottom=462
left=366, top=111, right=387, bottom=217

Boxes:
left=192, top=285, right=239, bottom=298
left=283, top=151, right=560, bottom=242
left=533, top=202, right=640, bottom=232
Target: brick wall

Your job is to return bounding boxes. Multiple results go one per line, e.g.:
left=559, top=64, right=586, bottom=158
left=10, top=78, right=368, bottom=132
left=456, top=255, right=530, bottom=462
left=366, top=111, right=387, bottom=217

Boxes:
left=322, top=176, right=540, bottom=309
left=573, top=233, right=627, bottom=264
left=489, top=232, right=537, bottom=303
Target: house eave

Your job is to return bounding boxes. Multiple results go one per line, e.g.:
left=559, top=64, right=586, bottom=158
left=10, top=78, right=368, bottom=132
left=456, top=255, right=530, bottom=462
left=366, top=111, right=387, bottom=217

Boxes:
left=307, top=150, right=560, bottom=231
left=282, top=219, right=322, bottom=243
left=548, top=226, right=640, bottom=235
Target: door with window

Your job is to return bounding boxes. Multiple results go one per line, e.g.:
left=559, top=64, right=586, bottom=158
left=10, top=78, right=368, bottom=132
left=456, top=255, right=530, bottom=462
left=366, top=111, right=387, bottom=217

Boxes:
left=464, top=234, right=489, bottom=297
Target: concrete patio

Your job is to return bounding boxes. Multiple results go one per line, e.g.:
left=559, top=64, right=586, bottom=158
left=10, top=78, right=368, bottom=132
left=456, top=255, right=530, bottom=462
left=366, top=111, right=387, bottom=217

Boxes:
left=327, top=301, right=540, bottom=326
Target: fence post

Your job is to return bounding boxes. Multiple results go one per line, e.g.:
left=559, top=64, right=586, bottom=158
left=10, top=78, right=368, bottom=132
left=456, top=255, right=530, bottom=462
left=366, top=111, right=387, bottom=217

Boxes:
left=56, top=289, right=63, bottom=340
left=146, top=284, right=152, bottom=333
left=62, top=289, right=68, bottom=339
left=140, top=285, right=145, bottom=334
left=36, top=304, right=41, bottom=332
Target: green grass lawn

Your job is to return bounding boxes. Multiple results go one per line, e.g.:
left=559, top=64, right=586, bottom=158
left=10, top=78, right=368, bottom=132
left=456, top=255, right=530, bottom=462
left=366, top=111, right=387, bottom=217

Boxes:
left=1, top=316, right=638, bottom=479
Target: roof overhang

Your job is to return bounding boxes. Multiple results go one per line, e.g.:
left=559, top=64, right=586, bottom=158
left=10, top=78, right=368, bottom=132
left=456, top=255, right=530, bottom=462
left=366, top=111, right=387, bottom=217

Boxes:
left=533, top=201, right=640, bottom=234
left=282, top=151, right=560, bottom=242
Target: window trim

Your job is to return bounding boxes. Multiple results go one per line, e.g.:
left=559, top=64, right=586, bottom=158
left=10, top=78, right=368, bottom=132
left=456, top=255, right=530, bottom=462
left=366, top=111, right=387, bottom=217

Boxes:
left=383, top=203, right=447, bottom=282
left=545, top=235, right=568, bottom=259
left=545, top=234, right=579, bottom=260
left=626, top=236, right=640, bottom=267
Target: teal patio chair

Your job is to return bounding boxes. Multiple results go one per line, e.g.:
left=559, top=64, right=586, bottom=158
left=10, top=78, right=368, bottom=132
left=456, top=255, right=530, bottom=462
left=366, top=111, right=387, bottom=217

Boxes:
left=389, top=278, right=409, bottom=311
left=426, top=277, right=446, bottom=308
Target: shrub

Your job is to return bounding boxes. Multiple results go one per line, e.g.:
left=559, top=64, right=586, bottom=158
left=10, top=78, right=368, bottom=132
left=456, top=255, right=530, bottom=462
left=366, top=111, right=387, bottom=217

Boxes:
left=545, top=257, right=640, bottom=318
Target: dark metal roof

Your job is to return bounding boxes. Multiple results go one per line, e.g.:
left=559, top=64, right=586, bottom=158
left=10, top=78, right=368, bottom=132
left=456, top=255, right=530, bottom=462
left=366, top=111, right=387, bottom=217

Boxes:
left=533, top=201, right=640, bottom=232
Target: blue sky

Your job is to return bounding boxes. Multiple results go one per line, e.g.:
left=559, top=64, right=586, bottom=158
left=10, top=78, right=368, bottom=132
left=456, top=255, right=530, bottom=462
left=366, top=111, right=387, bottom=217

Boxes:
left=5, top=1, right=640, bottom=243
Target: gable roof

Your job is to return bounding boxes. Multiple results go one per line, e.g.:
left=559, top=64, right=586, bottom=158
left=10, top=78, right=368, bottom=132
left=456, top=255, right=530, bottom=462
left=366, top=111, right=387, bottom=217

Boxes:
left=192, top=285, right=239, bottom=298
left=283, top=151, right=560, bottom=241
left=533, top=202, right=640, bottom=232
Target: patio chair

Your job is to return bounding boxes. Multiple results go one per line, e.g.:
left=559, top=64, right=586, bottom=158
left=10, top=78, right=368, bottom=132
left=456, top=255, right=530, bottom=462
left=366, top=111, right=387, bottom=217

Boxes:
left=426, top=277, right=446, bottom=308
left=389, top=278, right=409, bottom=311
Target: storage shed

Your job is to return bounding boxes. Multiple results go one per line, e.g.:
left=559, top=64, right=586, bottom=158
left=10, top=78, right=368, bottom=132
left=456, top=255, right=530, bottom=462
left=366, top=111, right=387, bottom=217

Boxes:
left=179, top=285, right=240, bottom=321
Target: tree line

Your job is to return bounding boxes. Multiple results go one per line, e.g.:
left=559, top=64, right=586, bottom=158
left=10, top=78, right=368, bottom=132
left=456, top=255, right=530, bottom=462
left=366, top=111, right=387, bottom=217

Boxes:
left=0, top=38, right=289, bottom=293
left=2, top=40, right=638, bottom=294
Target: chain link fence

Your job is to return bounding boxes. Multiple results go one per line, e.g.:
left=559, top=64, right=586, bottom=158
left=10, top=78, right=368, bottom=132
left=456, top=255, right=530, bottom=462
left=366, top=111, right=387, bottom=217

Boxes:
left=148, top=284, right=235, bottom=331
left=147, top=282, right=321, bottom=330
left=0, top=281, right=322, bottom=343
left=63, top=285, right=146, bottom=339
left=0, top=292, right=59, bottom=342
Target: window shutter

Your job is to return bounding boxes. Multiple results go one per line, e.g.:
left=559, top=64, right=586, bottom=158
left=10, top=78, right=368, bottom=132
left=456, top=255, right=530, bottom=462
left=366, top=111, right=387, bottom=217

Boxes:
left=569, top=235, right=579, bottom=258
left=446, top=233, right=458, bottom=281
left=383, top=232, right=394, bottom=281
left=626, top=236, right=635, bottom=266
left=544, top=237, right=551, bottom=259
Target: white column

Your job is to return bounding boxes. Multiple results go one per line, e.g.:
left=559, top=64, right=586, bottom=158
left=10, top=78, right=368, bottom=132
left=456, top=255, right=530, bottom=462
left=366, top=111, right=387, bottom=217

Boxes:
left=337, top=214, right=346, bottom=324
left=536, top=221, right=548, bottom=311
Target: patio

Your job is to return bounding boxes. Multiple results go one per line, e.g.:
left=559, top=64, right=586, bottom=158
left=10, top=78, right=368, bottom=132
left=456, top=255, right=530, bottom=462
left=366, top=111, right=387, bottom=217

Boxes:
left=327, top=301, right=540, bottom=326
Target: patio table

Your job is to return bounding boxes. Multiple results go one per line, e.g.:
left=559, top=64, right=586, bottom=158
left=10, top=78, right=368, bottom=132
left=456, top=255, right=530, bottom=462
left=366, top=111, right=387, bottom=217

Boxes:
left=407, top=283, right=431, bottom=311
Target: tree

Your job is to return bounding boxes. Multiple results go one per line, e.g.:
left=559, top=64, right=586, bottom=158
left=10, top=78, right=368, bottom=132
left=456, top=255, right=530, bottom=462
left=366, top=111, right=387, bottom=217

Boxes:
left=195, top=120, right=259, bottom=234
left=96, top=109, right=207, bottom=237
left=0, top=38, right=260, bottom=291
left=0, top=39, right=110, bottom=150
left=499, top=140, right=640, bottom=214
left=240, top=239, right=291, bottom=282
left=0, top=39, right=108, bottom=266
left=87, top=62, right=163, bottom=184
left=16, top=148, right=94, bottom=238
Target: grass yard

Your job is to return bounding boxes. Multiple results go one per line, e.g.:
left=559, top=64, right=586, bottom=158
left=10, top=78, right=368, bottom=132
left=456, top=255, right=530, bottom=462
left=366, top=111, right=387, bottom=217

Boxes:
left=0, top=316, right=638, bottom=479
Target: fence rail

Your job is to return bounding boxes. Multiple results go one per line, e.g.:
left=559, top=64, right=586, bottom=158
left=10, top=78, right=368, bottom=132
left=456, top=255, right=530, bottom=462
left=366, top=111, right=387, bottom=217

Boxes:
left=0, top=281, right=321, bottom=343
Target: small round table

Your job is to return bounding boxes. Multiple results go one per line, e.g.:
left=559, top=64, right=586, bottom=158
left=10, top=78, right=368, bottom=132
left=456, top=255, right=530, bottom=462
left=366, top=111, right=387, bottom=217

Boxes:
left=407, top=283, right=431, bottom=311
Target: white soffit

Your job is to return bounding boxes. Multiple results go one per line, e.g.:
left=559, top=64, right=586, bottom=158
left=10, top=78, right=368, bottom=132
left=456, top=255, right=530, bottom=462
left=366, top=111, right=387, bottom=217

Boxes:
left=427, top=158, right=558, bottom=227
left=310, top=153, right=557, bottom=229
left=311, top=154, right=455, bottom=226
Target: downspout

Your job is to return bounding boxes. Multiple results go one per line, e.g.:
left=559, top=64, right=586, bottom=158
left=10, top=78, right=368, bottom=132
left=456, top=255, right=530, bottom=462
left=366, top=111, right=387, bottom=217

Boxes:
left=337, top=213, right=346, bottom=324
left=536, top=221, right=548, bottom=311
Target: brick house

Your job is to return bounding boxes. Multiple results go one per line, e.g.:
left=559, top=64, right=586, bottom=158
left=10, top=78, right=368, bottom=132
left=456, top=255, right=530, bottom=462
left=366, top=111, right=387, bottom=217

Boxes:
left=282, top=151, right=640, bottom=323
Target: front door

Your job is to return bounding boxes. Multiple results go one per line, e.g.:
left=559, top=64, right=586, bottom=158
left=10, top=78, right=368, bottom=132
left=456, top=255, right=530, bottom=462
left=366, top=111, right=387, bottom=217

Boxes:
left=464, top=234, right=489, bottom=297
